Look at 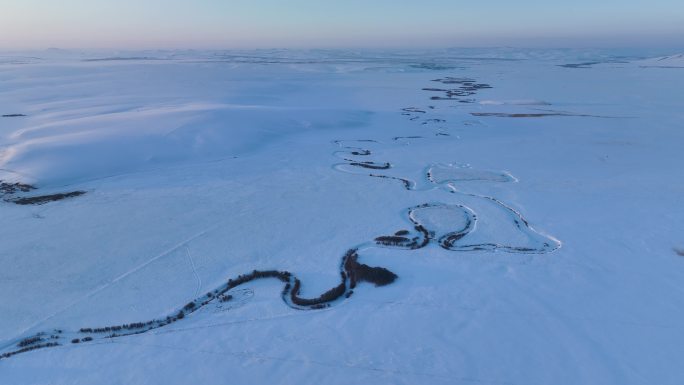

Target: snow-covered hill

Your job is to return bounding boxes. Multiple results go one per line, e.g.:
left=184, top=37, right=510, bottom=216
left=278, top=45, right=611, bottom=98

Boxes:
left=638, top=53, right=684, bottom=68
left=1, top=50, right=684, bottom=384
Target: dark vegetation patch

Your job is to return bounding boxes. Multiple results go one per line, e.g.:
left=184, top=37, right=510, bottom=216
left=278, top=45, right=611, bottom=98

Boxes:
left=558, top=60, right=626, bottom=69
left=429, top=97, right=476, bottom=103
left=335, top=140, right=396, bottom=173
left=346, top=139, right=377, bottom=143
left=438, top=213, right=475, bottom=249
left=0, top=181, right=36, bottom=195
left=1, top=342, right=59, bottom=359
left=350, top=150, right=371, bottom=156
left=383, top=203, right=481, bottom=251
left=432, top=77, right=492, bottom=90
left=432, top=77, right=476, bottom=84
left=290, top=278, right=346, bottom=307
left=36, top=267, right=355, bottom=358
left=401, top=107, right=426, bottom=113
left=2, top=180, right=86, bottom=206
left=17, top=335, right=44, bottom=348
left=415, top=77, right=492, bottom=104
left=639, top=65, right=684, bottom=69
left=375, top=235, right=412, bottom=245
left=470, top=112, right=611, bottom=118
left=411, top=225, right=430, bottom=249
left=557, top=62, right=601, bottom=69
left=218, top=294, right=233, bottom=302
left=344, top=249, right=397, bottom=288
left=70, top=336, right=93, bottom=343
left=349, top=162, right=391, bottom=170
left=368, top=174, right=413, bottom=190
left=410, top=63, right=461, bottom=71
left=472, top=112, right=566, bottom=118
left=9, top=191, right=86, bottom=205
left=422, top=119, right=446, bottom=125
left=353, top=264, right=397, bottom=287
left=376, top=234, right=426, bottom=249
left=365, top=206, right=438, bottom=250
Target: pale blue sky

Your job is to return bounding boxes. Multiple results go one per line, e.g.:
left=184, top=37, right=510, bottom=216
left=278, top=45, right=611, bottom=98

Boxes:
left=1, top=0, right=682, bottom=49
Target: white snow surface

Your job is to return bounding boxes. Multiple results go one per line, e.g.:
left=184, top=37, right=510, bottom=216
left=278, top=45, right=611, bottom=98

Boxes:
left=1, top=49, right=683, bottom=384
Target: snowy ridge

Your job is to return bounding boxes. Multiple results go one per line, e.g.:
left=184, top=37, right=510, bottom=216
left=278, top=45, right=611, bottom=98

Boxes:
left=638, top=53, right=684, bottom=68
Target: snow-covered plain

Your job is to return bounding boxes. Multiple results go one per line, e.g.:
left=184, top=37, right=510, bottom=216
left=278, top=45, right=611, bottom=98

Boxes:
left=1, top=49, right=683, bottom=384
